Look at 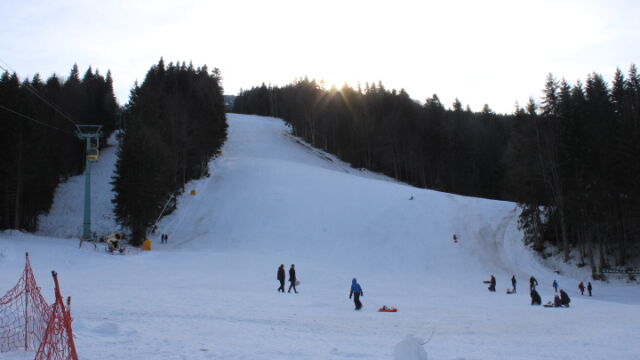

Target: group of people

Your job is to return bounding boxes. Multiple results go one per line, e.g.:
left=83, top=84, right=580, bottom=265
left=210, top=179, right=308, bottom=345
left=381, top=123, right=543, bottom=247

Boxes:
left=528, top=276, right=571, bottom=307
left=277, top=264, right=298, bottom=293
left=160, top=233, right=169, bottom=244
left=578, top=281, right=593, bottom=296
left=487, top=274, right=593, bottom=308
left=276, top=265, right=365, bottom=310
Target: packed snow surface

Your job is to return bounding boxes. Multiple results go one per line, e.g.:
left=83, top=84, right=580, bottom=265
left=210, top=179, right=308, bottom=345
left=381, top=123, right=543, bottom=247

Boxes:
left=2, top=113, right=639, bottom=359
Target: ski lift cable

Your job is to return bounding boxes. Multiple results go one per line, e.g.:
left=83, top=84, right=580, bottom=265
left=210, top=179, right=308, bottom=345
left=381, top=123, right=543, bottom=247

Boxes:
left=152, top=193, right=177, bottom=233
left=0, top=104, right=76, bottom=136
left=0, top=57, right=78, bottom=126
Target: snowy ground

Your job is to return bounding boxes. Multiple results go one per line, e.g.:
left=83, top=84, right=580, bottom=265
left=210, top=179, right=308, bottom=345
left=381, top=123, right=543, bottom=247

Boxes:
left=1, top=113, right=639, bottom=360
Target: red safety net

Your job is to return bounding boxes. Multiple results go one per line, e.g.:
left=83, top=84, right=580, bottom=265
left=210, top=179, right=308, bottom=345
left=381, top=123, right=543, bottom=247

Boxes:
left=34, top=271, right=79, bottom=360
left=0, top=253, right=51, bottom=352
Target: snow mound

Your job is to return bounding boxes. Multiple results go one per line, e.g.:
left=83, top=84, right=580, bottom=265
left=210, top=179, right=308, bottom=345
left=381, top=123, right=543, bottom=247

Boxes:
left=394, top=335, right=428, bottom=360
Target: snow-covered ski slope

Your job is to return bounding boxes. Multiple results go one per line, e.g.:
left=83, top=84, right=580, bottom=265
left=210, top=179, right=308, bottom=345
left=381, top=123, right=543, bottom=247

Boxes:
left=2, top=113, right=639, bottom=360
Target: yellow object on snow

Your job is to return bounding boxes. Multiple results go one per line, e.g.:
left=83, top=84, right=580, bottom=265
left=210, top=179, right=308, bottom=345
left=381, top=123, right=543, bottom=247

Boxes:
left=141, top=239, right=152, bottom=251
left=190, top=189, right=197, bottom=196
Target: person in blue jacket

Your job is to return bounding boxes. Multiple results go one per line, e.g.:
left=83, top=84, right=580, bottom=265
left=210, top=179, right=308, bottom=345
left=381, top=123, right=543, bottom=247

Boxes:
left=552, top=280, right=559, bottom=293
left=349, top=278, right=364, bottom=310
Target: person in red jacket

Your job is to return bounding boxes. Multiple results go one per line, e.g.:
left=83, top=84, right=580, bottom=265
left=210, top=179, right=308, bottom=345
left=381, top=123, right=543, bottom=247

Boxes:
left=578, top=281, right=585, bottom=295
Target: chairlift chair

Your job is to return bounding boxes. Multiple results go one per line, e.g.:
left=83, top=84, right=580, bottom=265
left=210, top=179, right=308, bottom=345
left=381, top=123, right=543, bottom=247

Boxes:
left=87, top=147, right=99, bottom=162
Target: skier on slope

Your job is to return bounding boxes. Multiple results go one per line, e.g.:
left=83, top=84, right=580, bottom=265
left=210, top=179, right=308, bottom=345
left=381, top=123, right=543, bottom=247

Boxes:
left=511, top=275, right=517, bottom=293
left=587, top=281, right=593, bottom=296
left=578, top=281, right=585, bottom=295
left=349, top=278, right=364, bottom=310
left=529, top=276, right=538, bottom=291
left=552, top=279, right=559, bottom=293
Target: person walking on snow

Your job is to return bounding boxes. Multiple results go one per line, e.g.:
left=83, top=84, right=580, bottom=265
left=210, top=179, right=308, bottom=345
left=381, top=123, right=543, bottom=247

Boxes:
left=529, top=276, right=538, bottom=291
left=511, top=275, right=517, bottom=293
left=578, top=281, right=585, bottom=295
left=587, top=281, right=592, bottom=296
left=277, top=264, right=285, bottom=292
left=349, top=278, right=364, bottom=310
left=552, top=280, right=559, bottom=293
left=288, top=264, right=298, bottom=293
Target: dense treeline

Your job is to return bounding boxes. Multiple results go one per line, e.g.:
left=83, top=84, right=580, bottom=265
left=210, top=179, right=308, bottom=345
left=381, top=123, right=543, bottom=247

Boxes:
left=233, top=65, right=640, bottom=268
left=0, top=65, right=118, bottom=231
left=112, top=59, right=227, bottom=245
left=509, top=68, right=640, bottom=268
left=234, top=80, right=510, bottom=198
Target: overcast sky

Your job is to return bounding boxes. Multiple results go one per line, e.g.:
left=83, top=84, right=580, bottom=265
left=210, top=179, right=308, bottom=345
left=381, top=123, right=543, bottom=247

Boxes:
left=1, top=0, right=638, bottom=114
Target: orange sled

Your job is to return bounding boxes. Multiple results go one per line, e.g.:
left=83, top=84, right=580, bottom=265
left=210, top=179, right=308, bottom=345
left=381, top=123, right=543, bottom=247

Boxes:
left=378, top=306, right=398, bottom=312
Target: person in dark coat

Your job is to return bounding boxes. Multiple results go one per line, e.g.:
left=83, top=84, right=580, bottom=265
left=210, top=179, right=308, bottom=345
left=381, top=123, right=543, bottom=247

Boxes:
left=277, top=264, right=285, bottom=292
left=349, top=278, right=364, bottom=310
left=587, top=281, right=592, bottom=296
left=552, top=280, right=559, bottom=293
left=560, top=289, right=571, bottom=307
left=578, top=281, right=585, bottom=295
left=488, top=275, right=496, bottom=292
left=529, top=276, right=538, bottom=291
left=530, top=289, right=541, bottom=305
left=511, top=275, right=517, bottom=293
left=288, top=264, right=298, bottom=293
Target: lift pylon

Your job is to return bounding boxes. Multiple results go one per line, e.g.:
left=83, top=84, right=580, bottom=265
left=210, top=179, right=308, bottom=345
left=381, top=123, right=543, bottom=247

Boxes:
left=75, top=125, right=103, bottom=240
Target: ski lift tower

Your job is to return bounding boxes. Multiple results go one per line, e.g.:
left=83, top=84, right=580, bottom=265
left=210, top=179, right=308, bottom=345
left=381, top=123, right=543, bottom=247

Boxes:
left=76, top=125, right=103, bottom=240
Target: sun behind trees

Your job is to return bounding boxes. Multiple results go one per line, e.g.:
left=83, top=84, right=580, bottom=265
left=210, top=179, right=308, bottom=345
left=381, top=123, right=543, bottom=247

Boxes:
left=111, top=59, right=227, bottom=245
left=233, top=66, right=640, bottom=268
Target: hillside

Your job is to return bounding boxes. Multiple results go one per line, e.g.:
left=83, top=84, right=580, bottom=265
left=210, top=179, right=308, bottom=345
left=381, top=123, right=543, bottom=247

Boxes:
left=1, top=114, right=639, bottom=360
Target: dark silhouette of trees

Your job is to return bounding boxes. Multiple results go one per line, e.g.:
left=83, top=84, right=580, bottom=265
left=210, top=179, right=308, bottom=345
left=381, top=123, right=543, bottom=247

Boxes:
left=111, top=59, right=227, bottom=245
left=0, top=65, right=119, bottom=231
left=234, top=65, right=640, bottom=268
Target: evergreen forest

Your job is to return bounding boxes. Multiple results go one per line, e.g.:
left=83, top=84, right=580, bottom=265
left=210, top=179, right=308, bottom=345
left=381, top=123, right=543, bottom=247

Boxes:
left=0, top=65, right=118, bottom=231
left=111, top=59, right=227, bottom=245
left=232, top=65, right=640, bottom=268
